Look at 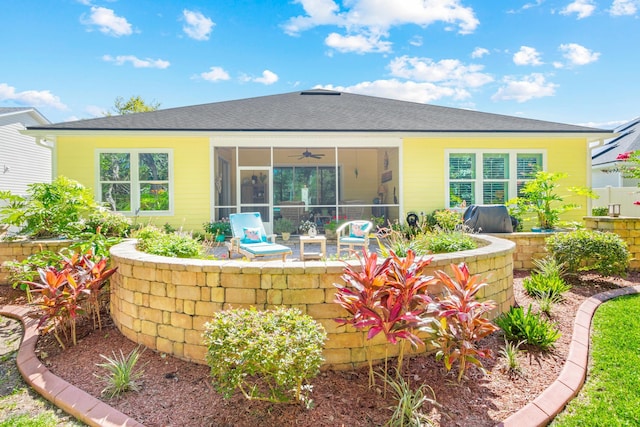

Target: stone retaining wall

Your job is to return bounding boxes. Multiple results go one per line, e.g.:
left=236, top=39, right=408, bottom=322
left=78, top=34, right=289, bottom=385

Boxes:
left=109, top=235, right=515, bottom=370
left=585, top=216, right=640, bottom=270
left=0, top=240, right=74, bottom=285
left=488, top=232, right=550, bottom=270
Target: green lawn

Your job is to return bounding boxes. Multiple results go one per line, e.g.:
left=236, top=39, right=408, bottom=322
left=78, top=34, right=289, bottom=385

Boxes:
left=551, top=294, right=640, bottom=426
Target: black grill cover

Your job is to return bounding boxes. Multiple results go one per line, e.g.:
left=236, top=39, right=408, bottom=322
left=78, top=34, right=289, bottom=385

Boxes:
left=462, top=204, right=514, bottom=233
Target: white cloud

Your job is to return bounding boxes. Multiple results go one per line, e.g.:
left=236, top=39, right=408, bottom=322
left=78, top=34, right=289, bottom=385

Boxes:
left=102, top=55, right=170, bottom=69
left=82, top=6, right=133, bottom=37
left=513, top=46, right=543, bottom=66
left=559, top=43, right=600, bottom=65
left=0, top=83, right=67, bottom=110
left=316, top=79, right=470, bottom=104
left=85, top=105, right=106, bottom=117
left=507, top=0, right=544, bottom=13
left=491, top=73, right=557, bottom=102
left=325, top=32, right=392, bottom=53
left=560, top=0, right=596, bottom=19
left=388, top=56, right=493, bottom=88
left=200, top=66, right=231, bottom=82
left=610, top=0, right=638, bottom=15
left=409, top=36, right=423, bottom=47
left=253, top=70, right=279, bottom=85
left=284, top=0, right=479, bottom=54
left=471, top=47, right=489, bottom=58
left=182, top=10, right=215, bottom=41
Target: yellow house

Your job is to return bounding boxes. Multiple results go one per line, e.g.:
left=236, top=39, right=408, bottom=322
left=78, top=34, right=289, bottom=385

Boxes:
left=25, top=90, right=611, bottom=232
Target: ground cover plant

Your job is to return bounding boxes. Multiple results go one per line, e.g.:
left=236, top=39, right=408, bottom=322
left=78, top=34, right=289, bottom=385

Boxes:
left=495, top=305, right=561, bottom=350
left=134, top=225, right=204, bottom=258
left=551, top=294, right=640, bottom=426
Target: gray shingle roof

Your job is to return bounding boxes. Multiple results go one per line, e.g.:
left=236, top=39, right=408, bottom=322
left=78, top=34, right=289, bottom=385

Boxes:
left=592, top=117, right=640, bottom=166
left=28, top=89, right=609, bottom=133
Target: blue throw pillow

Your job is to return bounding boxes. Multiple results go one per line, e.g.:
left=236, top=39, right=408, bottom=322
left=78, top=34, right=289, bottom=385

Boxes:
left=242, top=227, right=262, bottom=243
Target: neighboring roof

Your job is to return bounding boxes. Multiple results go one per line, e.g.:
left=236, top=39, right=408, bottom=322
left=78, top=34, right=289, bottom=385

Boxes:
left=27, top=89, right=609, bottom=134
left=592, top=117, right=640, bottom=166
left=0, top=107, right=50, bottom=125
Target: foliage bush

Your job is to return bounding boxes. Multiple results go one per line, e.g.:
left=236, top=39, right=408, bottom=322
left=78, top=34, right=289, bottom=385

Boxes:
left=24, top=251, right=117, bottom=348
left=494, top=305, right=561, bottom=350
left=135, top=225, right=203, bottom=258
left=545, top=229, right=630, bottom=276
left=522, top=257, right=570, bottom=301
left=417, top=230, right=477, bottom=254
left=84, top=209, right=131, bottom=237
left=203, top=307, right=326, bottom=404
left=433, top=209, right=463, bottom=231
left=591, top=206, right=609, bottom=216
left=3, top=250, right=63, bottom=289
left=0, top=176, right=98, bottom=239
left=203, top=219, right=231, bottom=237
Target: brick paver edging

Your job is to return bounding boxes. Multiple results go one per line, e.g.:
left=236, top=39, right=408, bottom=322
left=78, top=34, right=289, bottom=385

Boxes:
left=0, top=304, right=144, bottom=427
left=498, top=284, right=640, bottom=427
left=3, top=285, right=639, bottom=427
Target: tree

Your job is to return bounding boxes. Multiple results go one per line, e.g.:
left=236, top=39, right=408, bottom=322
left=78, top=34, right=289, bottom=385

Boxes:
left=106, top=95, right=160, bottom=116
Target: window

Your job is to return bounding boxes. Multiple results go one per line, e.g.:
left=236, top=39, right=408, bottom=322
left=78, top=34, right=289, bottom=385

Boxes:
left=447, top=151, right=544, bottom=207
left=273, top=166, right=337, bottom=206
left=98, top=150, right=172, bottom=213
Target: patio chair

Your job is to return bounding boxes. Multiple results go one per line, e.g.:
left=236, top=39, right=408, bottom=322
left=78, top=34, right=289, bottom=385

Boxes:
left=336, top=220, right=373, bottom=256
left=227, top=212, right=292, bottom=261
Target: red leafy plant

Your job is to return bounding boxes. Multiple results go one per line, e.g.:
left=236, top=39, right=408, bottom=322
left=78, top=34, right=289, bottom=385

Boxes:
left=23, top=250, right=117, bottom=349
left=421, top=263, right=499, bottom=381
left=334, top=249, right=437, bottom=384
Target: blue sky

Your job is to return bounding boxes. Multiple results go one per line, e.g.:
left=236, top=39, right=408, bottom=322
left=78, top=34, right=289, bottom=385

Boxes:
left=1, top=0, right=638, bottom=127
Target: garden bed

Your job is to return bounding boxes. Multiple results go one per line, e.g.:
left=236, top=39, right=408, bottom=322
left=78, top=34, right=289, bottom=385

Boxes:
left=14, top=270, right=637, bottom=426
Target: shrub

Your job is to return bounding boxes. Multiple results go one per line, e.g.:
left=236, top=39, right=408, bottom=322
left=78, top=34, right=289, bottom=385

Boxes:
left=522, top=272, right=570, bottom=302
left=135, top=225, right=202, bottom=258
left=417, top=230, right=477, bottom=254
left=546, top=229, right=630, bottom=276
left=273, top=217, right=294, bottom=234
left=84, top=209, right=131, bottom=237
left=433, top=209, right=462, bottom=232
left=591, top=206, right=609, bottom=216
left=3, top=250, right=63, bottom=290
left=0, top=176, right=98, bottom=239
left=203, top=307, right=326, bottom=404
left=495, top=305, right=561, bottom=350
left=203, top=219, right=231, bottom=237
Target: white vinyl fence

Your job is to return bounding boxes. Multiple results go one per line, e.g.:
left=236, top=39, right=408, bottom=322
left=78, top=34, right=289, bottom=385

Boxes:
left=593, top=186, right=640, bottom=217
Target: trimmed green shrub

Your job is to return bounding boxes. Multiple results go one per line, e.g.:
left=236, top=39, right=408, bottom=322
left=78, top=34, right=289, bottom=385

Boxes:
left=591, top=207, right=609, bottom=216
left=135, top=225, right=202, bottom=258
left=495, top=305, right=561, bottom=350
left=203, top=307, right=326, bottom=404
left=546, top=229, right=630, bottom=276
left=84, top=209, right=131, bottom=237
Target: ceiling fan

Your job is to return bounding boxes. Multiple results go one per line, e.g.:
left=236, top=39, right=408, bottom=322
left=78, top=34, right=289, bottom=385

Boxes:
left=290, top=149, right=325, bottom=160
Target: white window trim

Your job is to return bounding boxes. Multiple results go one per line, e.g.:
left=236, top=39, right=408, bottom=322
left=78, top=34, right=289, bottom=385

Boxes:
left=445, top=149, right=547, bottom=208
left=95, top=149, right=174, bottom=216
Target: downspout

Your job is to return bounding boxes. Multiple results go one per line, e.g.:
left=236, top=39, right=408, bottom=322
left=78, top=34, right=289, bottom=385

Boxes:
left=35, top=136, right=56, bottom=181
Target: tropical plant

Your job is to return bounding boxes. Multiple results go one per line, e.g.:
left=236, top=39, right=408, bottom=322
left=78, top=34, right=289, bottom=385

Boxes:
left=499, top=339, right=525, bottom=375
left=508, top=171, right=596, bottom=230
left=522, top=258, right=571, bottom=302
left=545, top=229, right=630, bottom=276
left=0, top=176, right=98, bottom=239
left=3, top=250, right=63, bottom=291
left=421, top=263, right=499, bottom=382
left=334, top=250, right=436, bottom=382
left=95, top=346, right=146, bottom=398
left=203, top=307, right=326, bottom=405
left=23, top=251, right=117, bottom=348
left=495, top=305, right=561, bottom=350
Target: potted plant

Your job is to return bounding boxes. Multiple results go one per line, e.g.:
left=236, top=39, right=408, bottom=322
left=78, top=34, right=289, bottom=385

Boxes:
left=203, top=219, right=231, bottom=242
left=511, top=171, right=596, bottom=231
left=274, top=217, right=294, bottom=241
left=323, top=220, right=341, bottom=239
left=299, top=220, right=317, bottom=237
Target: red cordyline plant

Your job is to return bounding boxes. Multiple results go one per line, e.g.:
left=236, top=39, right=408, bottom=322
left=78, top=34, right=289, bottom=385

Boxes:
left=334, top=249, right=437, bottom=383
left=421, top=263, right=499, bottom=382
left=24, top=250, right=117, bottom=349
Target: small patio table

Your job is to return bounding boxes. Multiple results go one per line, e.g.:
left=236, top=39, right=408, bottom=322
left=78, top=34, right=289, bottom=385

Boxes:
left=299, top=235, right=326, bottom=261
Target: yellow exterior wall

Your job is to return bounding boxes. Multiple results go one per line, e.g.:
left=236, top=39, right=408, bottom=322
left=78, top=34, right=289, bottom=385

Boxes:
left=55, top=135, right=211, bottom=231
left=402, top=136, right=590, bottom=225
